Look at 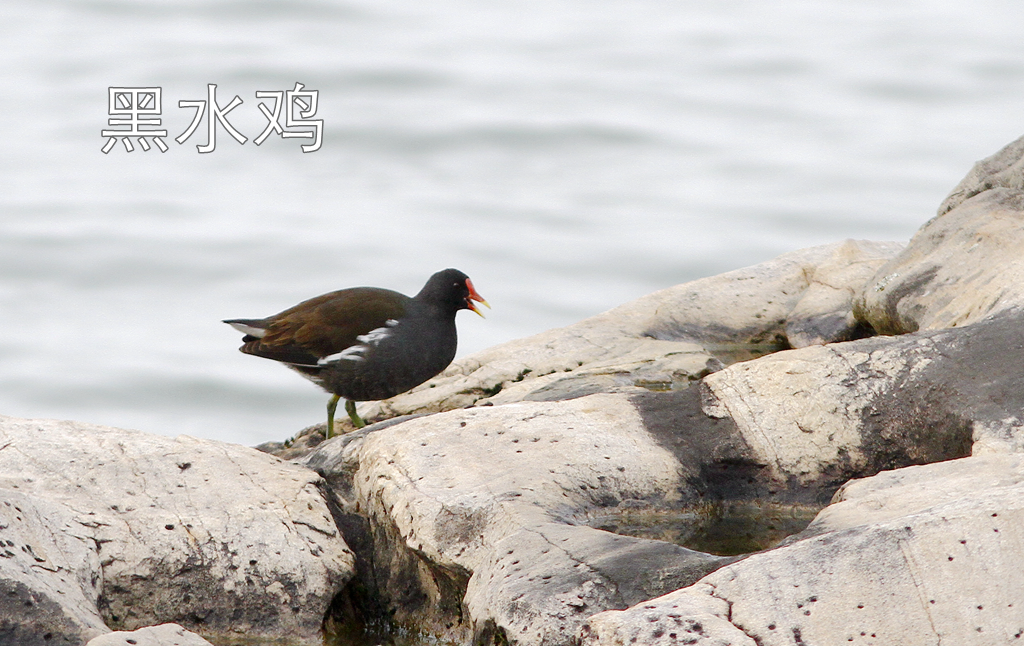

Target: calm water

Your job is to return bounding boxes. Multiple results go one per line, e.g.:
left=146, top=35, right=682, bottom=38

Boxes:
left=2, top=0, right=1024, bottom=446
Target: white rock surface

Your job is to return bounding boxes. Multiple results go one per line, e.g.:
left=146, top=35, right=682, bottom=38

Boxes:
left=0, top=416, right=355, bottom=645
left=638, top=240, right=898, bottom=346
left=579, top=583, right=756, bottom=646
left=811, top=453, right=1024, bottom=533
left=700, top=336, right=939, bottom=486
left=354, top=395, right=683, bottom=570
left=0, top=489, right=108, bottom=645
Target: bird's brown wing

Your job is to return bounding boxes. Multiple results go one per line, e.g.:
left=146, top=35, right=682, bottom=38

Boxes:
left=241, top=287, right=409, bottom=365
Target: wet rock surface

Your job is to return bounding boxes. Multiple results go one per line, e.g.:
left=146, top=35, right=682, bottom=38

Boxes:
left=581, top=454, right=1024, bottom=646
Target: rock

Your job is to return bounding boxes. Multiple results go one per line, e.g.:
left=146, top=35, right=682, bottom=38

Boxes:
left=0, top=416, right=355, bottom=645
left=300, top=127, right=1024, bottom=644
left=86, top=624, right=213, bottom=646
left=303, top=395, right=737, bottom=644
left=255, top=422, right=326, bottom=460
left=485, top=338, right=718, bottom=405
left=938, top=132, right=1024, bottom=216
left=783, top=239, right=901, bottom=347
left=322, top=306, right=1024, bottom=643
left=637, top=240, right=898, bottom=347
left=808, top=453, right=1024, bottom=535
left=701, top=308, right=1024, bottom=484
left=309, top=345, right=983, bottom=645
left=580, top=454, right=1024, bottom=646
left=579, top=583, right=756, bottom=646
left=357, top=240, right=900, bottom=424
left=855, top=187, right=1024, bottom=335
left=0, top=490, right=108, bottom=646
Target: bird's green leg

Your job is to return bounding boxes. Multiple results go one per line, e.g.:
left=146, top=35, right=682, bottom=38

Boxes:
left=346, top=399, right=366, bottom=429
left=326, top=394, right=340, bottom=439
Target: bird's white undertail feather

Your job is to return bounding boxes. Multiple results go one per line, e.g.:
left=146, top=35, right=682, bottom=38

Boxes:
left=227, top=322, right=267, bottom=338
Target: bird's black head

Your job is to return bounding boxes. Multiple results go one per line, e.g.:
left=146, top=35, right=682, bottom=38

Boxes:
left=417, top=268, right=489, bottom=316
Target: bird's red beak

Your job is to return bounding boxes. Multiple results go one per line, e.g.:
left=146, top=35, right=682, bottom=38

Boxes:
left=465, top=278, right=490, bottom=317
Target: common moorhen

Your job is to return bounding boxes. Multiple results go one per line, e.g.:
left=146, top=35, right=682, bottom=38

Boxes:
left=225, top=268, right=488, bottom=437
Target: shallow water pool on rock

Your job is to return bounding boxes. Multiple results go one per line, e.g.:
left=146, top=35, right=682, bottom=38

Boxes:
left=324, top=624, right=450, bottom=646
left=586, top=500, right=822, bottom=556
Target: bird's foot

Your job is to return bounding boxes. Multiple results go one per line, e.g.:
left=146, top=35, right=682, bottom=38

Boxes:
left=346, top=399, right=366, bottom=429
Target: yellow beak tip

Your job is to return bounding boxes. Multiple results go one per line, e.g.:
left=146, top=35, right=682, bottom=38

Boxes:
left=468, top=298, right=491, bottom=318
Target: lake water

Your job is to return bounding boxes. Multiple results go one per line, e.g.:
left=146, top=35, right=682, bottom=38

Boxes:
left=2, top=0, right=1023, bottom=446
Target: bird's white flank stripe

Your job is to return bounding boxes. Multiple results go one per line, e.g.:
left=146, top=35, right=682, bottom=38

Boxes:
left=319, top=319, right=399, bottom=365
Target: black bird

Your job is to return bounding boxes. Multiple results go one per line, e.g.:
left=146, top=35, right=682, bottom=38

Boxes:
left=225, top=268, right=488, bottom=437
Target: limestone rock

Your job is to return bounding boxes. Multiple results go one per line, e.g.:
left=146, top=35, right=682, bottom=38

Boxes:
left=86, top=624, right=213, bottom=646
left=0, top=490, right=108, bottom=645
left=854, top=188, right=1024, bottom=334
left=809, top=453, right=1024, bottom=534
left=580, top=454, right=1024, bottom=646
left=783, top=239, right=902, bottom=347
left=255, top=422, right=326, bottom=460
left=939, top=132, right=1024, bottom=215
left=303, top=395, right=735, bottom=644
left=700, top=309, right=1024, bottom=488
left=465, top=523, right=733, bottom=646
left=579, top=583, right=755, bottom=646
left=637, top=240, right=897, bottom=347
left=0, top=416, right=355, bottom=645
left=359, top=240, right=900, bottom=423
